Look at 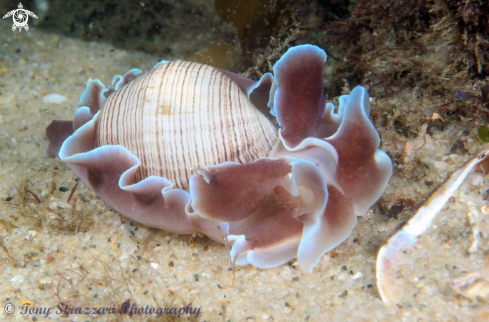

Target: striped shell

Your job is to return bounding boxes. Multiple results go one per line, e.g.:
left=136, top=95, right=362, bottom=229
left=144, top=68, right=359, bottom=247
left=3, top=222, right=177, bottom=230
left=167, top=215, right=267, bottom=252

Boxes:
left=96, top=61, right=278, bottom=190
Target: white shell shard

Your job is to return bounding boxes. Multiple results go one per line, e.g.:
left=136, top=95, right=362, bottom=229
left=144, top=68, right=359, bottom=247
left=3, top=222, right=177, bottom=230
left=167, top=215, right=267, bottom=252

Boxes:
left=43, top=93, right=68, bottom=104
left=376, top=145, right=489, bottom=306
left=96, top=61, right=278, bottom=190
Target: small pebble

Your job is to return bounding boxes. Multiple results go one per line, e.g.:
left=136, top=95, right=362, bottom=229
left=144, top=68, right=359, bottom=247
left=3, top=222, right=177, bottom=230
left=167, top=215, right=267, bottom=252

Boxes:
left=21, top=297, right=34, bottom=306
left=59, top=187, right=69, bottom=192
left=481, top=206, right=489, bottom=215
left=325, top=65, right=334, bottom=75
left=352, top=272, right=363, bottom=280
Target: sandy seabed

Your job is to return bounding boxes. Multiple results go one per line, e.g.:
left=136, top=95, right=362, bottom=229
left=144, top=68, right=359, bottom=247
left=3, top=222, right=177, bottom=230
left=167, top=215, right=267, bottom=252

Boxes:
left=0, top=19, right=488, bottom=322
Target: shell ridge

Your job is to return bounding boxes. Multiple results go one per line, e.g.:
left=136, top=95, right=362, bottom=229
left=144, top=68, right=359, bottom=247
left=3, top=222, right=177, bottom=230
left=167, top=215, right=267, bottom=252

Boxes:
left=155, top=62, right=173, bottom=182
left=101, top=87, right=114, bottom=146
left=152, top=62, right=169, bottom=182
left=131, top=68, right=147, bottom=180
left=111, top=79, right=129, bottom=145
left=236, top=80, right=261, bottom=163
left=234, top=80, right=249, bottom=163
left=187, top=63, right=202, bottom=168
left=132, top=69, right=147, bottom=180
left=114, top=76, right=132, bottom=148
left=217, top=70, right=230, bottom=163
left=123, top=73, right=143, bottom=175
left=178, top=61, right=193, bottom=187
left=168, top=61, right=184, bottom=187
left=208, top=67, right=222, bottom=165
left=105, top=84, right=124, bottom=145
left=176, top=62, right=192, bottom=187
left=121, top=76, right=134, bottom=177
left=181, top=62, right=199, bottom=179
left=147, top=63, right=163, bottom=180
left=136, top=66, right=155, bottom=180
left=227, top=76, right=241, bottom=163
left=209, top=68, right=225, bottom=164
left=139, top=66, right=158, bottom=179
left=194, top=64, right=207, bottom=168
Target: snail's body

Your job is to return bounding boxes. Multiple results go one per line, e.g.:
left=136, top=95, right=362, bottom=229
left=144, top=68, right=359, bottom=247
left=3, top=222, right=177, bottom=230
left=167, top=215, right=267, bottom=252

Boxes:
left=45, top=45, right=393, bottom=273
